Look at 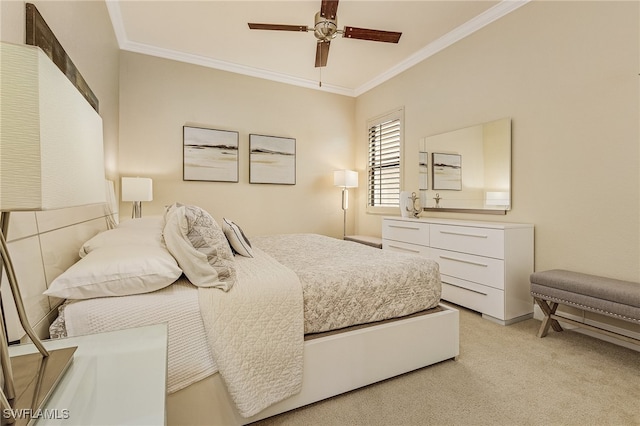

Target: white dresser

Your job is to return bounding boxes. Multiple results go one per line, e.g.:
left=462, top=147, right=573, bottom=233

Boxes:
left=382, top=217, right=534, bottom=325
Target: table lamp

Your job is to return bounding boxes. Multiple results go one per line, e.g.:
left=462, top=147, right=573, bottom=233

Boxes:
left=333, top=170, right=358, bottom=238
left=121, top=177, right=153, bottom=218
left=485, top=191, right=510, bottom=208
left=0, top=42, right=105, bottom=421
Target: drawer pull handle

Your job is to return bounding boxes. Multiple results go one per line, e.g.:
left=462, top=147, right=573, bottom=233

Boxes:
left=439, top=255, right=488, bottom=267
left=389, top=225, right=421, bottom=231
left=440, top=230, right=488, bottom=238
left=388, top=244, right=421, bottom=254
left=445, top=281, right=488, bottom=296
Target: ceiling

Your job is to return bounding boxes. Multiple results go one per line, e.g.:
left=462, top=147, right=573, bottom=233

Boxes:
left=106, top=1, right=529, bottom=97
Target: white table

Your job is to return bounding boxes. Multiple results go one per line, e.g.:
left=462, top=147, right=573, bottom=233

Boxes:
left=8, top=324, right=168, bottom=425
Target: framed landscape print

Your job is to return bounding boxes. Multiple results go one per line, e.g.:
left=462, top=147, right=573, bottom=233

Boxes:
left=183, top=126, right=239, bottom=182
left=249, top=134, right=296, bottom=185
left=432, top=153, right=462, bottom=190
left=419, top=151, right=429, bottom=190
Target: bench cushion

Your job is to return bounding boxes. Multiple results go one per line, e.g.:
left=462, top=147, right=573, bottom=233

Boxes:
left=530, top=269, right=640, bottom=323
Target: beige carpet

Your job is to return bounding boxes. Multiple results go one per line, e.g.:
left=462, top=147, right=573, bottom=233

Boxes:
left=254, top=305, right=640, bottom=426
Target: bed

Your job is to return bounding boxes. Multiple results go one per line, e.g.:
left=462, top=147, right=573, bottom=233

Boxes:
left=45, top=204, right=459, bottom=425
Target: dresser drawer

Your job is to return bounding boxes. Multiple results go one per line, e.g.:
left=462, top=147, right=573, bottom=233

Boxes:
left=431, top=248, right=505, bottom=290
left=430, top=224, right=504, bottom=259
left=383, top=240, right=430, bottom=257
left=441, top=277, right=505, bottom=320
left=382, top=219, right=429, bottom=246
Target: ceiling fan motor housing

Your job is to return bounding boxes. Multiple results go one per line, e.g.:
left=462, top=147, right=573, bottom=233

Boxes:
left=314, top=12, right=338, bottom=41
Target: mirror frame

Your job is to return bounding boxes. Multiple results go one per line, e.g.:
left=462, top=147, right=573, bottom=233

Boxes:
left=420, top=118, right=511, bottom=215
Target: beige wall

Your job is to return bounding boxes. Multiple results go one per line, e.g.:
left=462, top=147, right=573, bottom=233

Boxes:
left=1, top=1, right=637, bottom=338
left=118, top=51, right=356, bottom=237
left=1, top=0, right=120, bottom=179
left=355, top=1, right=639, bottom=284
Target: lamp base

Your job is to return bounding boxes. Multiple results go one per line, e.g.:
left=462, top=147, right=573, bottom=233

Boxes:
left=131, top=201, right=142, bottom=219
left=6, top=347, right=76, bottom=426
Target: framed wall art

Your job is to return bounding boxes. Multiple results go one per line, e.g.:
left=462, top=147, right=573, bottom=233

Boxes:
left=26, top=3, right=99, bottom=111
left=183, top=126, right=239, bottom=182
left=249, top=134, right=296, bottom=185
left=419, top=151, right=429, bottom=190
left=432, top=153, right=462, bottom=190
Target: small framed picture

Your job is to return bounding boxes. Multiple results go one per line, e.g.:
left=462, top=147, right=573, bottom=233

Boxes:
left=249, top=134, right=296, bottom=185
left=419, top=151, right=428, bottom=190
left=183, top=126, right=239, bottom=182
left=432, top=153, right=462, bottom=190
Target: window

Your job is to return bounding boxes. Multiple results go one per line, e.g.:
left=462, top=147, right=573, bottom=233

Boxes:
left=367, top=109, right=403, bottom=211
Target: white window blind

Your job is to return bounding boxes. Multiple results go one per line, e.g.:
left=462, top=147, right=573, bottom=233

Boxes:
left=367, top=113, right=402, bottom=208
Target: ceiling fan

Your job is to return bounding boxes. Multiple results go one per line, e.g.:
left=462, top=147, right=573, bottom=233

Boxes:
left=248, top=0, right=402, bottom=68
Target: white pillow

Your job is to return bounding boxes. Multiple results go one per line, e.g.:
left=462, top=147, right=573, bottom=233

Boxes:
left=222, top=218, right=253, bottom=258
left=45, top=245, right=182, bottom=300
left=80, top=224, right=164, bottom=258
left=163, top=203, right=236, bottom=291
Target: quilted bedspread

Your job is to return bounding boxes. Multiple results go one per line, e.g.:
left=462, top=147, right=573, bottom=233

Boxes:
left=253, top=234, right=442, bottom=334
left=198, top=247, right=304, bottom=418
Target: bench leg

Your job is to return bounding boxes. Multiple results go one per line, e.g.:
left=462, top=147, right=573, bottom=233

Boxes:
left=534, top=297, right=563, bottom=337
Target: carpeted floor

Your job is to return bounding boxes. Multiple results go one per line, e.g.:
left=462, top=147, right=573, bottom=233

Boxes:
left=254, top=305, right=640, bottom=426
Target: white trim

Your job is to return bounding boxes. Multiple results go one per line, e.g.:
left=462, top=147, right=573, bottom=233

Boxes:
left=105, top=0, right=127, bottom=48
left=366, top=107, right=405, bottom=214
left=122, top=39, right=355, bottom=97
left=105, top=0, right=530, bottom=97
left=354, top=0, right=531, bottom=96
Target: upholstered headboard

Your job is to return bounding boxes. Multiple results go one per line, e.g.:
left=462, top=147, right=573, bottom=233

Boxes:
left=1, top=181, right=118, bottom=342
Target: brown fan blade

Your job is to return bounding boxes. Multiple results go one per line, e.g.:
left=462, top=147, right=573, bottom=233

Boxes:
left=315, top=41, right=330, bottom=68
left=248, top=23, right=309, bottom=32
left=343, top=26, right=402, bottom=43
left=320, top=0, right=339, bottom=20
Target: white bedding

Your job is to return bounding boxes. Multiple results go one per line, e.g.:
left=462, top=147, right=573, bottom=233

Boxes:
left=57, top=233, right=441, bottom=417
left=62, top=277, right=216, bottom=393
left=198, top=247, right=303, bottom=417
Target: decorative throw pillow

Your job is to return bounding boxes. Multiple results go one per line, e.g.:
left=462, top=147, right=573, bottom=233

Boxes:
left=163, top=203, right=237, bottom=291
left=222, top=218, right=254, bottom=258
left=44, top=245, right=182, bottom=300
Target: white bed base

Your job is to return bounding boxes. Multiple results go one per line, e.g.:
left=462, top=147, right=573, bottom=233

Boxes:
left=166, top=303, right=459, bottom=425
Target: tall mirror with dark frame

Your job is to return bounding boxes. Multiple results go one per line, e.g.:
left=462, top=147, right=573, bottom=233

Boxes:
left=419, top=118, right=511, bottom=214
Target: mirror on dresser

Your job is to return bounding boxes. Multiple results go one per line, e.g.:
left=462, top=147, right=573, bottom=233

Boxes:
left=419, top=118, right=511, bottom=214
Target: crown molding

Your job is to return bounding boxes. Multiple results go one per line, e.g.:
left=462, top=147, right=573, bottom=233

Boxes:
left=105, top=0, right=127, bottom=48
left=122, top=39, right=355, bottom=97
left=354, top=0, right=531, bottom=96
left=106, top=0, right=530, bottom=98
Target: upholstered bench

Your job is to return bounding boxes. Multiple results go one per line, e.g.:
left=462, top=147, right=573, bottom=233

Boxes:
left=530, top=269, right=640, bottom=345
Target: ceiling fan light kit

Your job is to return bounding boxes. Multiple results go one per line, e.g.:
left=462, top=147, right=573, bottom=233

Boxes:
left=314, top=12, right=339, bottom=42
left=248, top=0, right=401, bottom=69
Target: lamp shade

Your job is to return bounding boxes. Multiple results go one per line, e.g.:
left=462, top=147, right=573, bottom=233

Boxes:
left=0, top=42, right=105, bottom=211
left=121, top=177, right=153, bottom=202
left=333, top=170, right=358, bottom=188
left=485, top=191, right=510, bottom=206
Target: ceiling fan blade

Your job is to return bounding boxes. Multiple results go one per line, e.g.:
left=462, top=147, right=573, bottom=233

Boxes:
left=315, top=41, right=330, bottom=68
left=248, top=23, right=309, bottom=32
left=320, top=0, right=339, bottom=20
left=343, top=26, right=402, bottom=43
